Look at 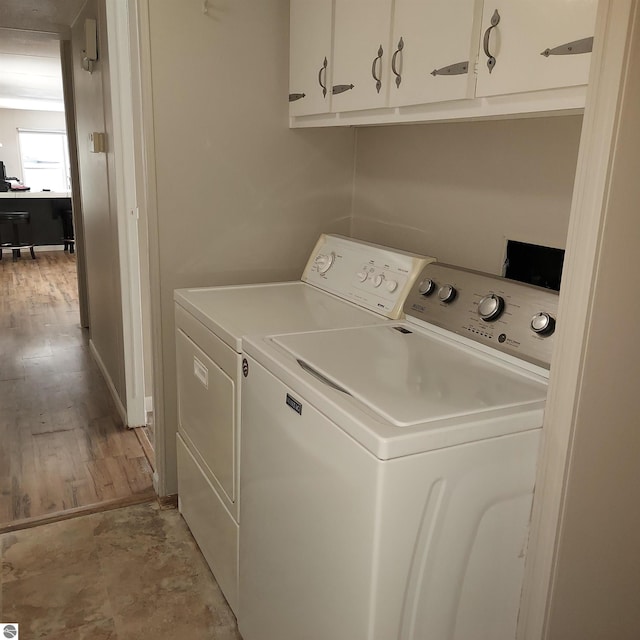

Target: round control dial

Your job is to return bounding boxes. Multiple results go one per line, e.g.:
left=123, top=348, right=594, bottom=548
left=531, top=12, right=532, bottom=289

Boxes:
left=477, top=294, right=505, bottom=321
left=531, top=312, right=556, bottom=336
left=356, top=271, right=368, bottom=282
left=418, top=278, right=436, bottom=296
left=386, top=280, right=398, bottom=293
left=438, top=284, right=457, bottom=303
left=315, top=252, right=335, bottom=275
left=372, top=274, right=384, bottom=288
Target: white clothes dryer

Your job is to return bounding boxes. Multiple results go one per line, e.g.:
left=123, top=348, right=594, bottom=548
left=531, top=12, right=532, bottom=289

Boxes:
left=239, top=263, right=559, bottom=640
left=173, top=234, right=435, bottom=613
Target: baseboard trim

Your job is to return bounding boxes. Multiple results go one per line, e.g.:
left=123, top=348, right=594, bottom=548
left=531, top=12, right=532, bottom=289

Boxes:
left=89, top=338, right=128, bottom=426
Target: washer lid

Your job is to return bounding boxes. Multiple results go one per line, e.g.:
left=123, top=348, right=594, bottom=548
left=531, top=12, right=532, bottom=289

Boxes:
left=174, top=282, right=385, bottom=353
left=272, top=324, right=548, bottom=427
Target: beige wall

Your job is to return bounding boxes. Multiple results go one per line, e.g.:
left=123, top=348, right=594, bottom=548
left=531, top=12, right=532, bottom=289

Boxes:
left=0, top=108, right=66, bottom=181
left=146, top=0, right=355, bottom=492
left=71, top=0, right=126, bottom=405
left=352, top=116, right=583, bottom=274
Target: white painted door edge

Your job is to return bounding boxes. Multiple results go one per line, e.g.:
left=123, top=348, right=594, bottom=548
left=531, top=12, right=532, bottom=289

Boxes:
left=105, top=0, right=147, bottom=429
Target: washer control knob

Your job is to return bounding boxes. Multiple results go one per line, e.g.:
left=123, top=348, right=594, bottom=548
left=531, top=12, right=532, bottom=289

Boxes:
left=372, top=274, right=384, bottom=288
left=418, top=278, right=436, bottom=296
left=357, top=271, right=368, bottom=282
left=386, top=279, right=398, bottom=293
left=315, top=252, right=335, bottom=274
left=531, top=312, right=556, bottom=336
left=477, top=293, right=505, bottom=321
left=438, top=284, right=457, bottom=303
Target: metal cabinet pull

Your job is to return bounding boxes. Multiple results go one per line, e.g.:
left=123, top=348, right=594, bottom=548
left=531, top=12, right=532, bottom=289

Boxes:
left=541, top=36, right=594, bottom=57
left=391, top=37, right=404, bottom=88
left=483, top=9, right=500, bottom=73
left=332, top=83, right=355, bottom=95
left=431, top=61, right=469, bottom=76
left=371, top=45, right=383, bottom=93
left=288, top=93, right=306, bottom=102
left=318, top=57, right=328, bottom=97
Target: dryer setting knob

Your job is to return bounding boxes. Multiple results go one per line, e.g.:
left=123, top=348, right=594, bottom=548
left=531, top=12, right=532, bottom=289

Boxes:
left=372, top=274, right=384, bottom=288
left=386, top=279, right=398, bottom=293
left=315, top=252, right=335, bottom=274
left=477, top=293, right=505, bottom=321
left=418, top=278, right=436, bottom=296
left=531, top=312, right=556, bottom=336
left=438, top=284, right=457, bottom=303
left=356, top=271, right=368, bottom=282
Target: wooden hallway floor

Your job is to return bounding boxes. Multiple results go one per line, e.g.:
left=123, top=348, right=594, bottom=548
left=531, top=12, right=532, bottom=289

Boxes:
left=0, top=251, right=155, bottom=531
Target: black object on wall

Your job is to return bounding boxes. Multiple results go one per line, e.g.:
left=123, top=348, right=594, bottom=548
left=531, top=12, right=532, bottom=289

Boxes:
left=504, top=240, right=565, bottom=291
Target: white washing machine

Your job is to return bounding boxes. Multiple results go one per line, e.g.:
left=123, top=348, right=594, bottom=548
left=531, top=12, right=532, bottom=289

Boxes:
left=239, top=263, right=559, bottom=640
left=173, top=234, right=435, bottom=614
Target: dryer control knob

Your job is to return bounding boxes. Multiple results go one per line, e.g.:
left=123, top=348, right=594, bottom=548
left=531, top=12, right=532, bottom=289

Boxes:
left=356, top=271, right=368, bottom=282
left=315, top=252, right=335, bottom=275
left=386, top=280, right=398, bottom=293
left=438, top=284, right=457, bottom=303
left=477, top=294, right=505, bottom=321
left=531, top=312, right=556, bottom=336
left=372, top=274, right=384, bottom=288
left=418, top=278, right=436, bottom=296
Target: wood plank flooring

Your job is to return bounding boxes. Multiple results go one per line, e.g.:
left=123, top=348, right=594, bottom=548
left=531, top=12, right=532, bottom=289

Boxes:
left=0, top=251, right=155, bottom=529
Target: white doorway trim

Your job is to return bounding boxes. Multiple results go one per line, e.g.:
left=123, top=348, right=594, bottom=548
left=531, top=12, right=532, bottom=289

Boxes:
left=517, top=1, right=636, bottom=637
left=104, top=0, right=147, bottom=429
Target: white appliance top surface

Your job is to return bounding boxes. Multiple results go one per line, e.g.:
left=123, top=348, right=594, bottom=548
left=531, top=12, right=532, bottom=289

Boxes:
left=270, top=323, right=548, bottom=428
left=174, top=282, right=388, bottom=353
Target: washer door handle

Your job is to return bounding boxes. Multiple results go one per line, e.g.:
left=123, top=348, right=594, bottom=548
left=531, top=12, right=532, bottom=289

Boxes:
left=297, top=359, right=352, bottom=395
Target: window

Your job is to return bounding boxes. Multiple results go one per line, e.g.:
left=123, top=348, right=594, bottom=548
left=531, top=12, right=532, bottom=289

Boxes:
left=18, top=129, right=71, bottom=193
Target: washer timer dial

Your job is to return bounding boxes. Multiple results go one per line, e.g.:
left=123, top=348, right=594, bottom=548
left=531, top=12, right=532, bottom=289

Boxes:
left=315, top=252, right=335, bottom=274
left=477, top=294, right=505, bottom=321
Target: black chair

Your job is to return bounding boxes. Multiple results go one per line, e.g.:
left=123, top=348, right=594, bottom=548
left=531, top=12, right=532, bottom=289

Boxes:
left=0, top=211, right=36, bottom=261
left=60, top=208, right=75, bottom=254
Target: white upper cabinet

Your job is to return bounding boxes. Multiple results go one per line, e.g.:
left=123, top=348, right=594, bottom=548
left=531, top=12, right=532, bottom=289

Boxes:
left=289, top=0, right=599, bottom=126
left=331, top=0, right=394, bottom=112
left=289, top=0, right=334, bottom=116
left=389, top=0, right=483, bottom=108
left=476, top=0, right=598, bottom=98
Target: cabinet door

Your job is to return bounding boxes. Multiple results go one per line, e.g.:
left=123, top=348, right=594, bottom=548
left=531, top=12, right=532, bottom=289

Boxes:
left=331, top=0, right=394, bottom=112
left=476, top=0, right=598, bottom=98
left=389, top=0, right=483, bottom=108
left=289, top=0, right=333, bottom=116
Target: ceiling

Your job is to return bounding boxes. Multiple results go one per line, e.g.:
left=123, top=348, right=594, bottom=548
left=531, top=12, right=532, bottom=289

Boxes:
left=0, top=0, right=86, bottom=112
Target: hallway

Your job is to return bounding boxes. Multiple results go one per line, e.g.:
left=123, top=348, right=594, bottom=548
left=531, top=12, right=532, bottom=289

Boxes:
left=0, top=251, right=154, bottom=530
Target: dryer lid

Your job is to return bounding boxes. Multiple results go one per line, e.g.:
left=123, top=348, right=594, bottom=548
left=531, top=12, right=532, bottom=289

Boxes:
left=272, top=324, right=548, bottom=427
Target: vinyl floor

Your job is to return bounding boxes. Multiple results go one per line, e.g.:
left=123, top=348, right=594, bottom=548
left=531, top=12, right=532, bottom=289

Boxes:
left=0, top=502, right=241, bottom=639
left=0, top=251, right=155, bottom=530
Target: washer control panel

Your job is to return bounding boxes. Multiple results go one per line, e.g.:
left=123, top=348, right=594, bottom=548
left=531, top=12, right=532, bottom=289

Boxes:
left=301, top=234, right=436, bottom=319
left=405, top=263, right=559, bottom=369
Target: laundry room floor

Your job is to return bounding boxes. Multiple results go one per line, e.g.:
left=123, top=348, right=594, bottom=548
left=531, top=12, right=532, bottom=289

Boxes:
left=0, top=501, right=241, bottom=639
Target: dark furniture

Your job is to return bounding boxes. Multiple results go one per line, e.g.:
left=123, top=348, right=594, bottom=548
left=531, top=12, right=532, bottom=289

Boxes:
left=0, top=211, right=36, bottom=260
left=0, top=195, right=72, bottom=247
left=60, top=208, right=75, bottom=253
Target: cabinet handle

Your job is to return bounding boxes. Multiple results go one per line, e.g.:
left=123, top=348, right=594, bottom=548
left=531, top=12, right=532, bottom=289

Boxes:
left=391, top=37, right=404, bottom=88
left=332, top=84, right=355, bottom=95
left=288, top=93, right=306, bottom=102
left=482, top=9, right=500, bottom=73
left=431, top=61, right=469, bottom=77
left=541, top=36, right=594, bottom=57
left=371, top=45, right=383, bottom=94
left=318, top=57, right=328, bottom=97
